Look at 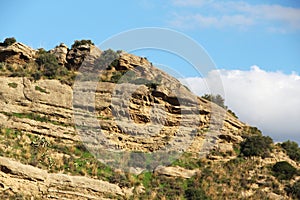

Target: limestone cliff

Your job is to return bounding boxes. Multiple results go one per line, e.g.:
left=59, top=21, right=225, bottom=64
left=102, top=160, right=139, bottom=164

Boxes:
left=0, top=40, right=298, bottom=199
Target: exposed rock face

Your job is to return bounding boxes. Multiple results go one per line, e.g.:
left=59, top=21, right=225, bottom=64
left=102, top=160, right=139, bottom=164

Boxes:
left=154, top=165, right=199, bottom=178
left=0, top=41, right=102, bottom=72
left=0, top=42, right=36, bottom=64
left=0, top=48, right=247, bottom=197
left=49, top=43, right=68, bottom=65
left=0, top=51, right=245, bottom=161
left=66, top=44, right=101, bottom=70
left=3, top=42, right=295, bottom=199
left=0, top=77, right=76, bottom=141
left=72, top=52, right=245, bottom=169
left=0, top=156, right=128, bottom=199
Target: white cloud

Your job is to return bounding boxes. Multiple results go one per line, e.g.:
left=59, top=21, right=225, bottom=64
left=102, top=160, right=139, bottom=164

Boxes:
left=183, top=66, right=300, bottom=143
left=172, top=0, right=209, bottom=7
left=170, top=14, right=254, bottom=29
left=170, top=1, right=300, bottom=32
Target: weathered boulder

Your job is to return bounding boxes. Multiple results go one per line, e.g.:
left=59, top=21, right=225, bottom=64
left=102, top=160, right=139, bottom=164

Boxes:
left=0, top=156, right=128, bottom=199
left=49, top=43, right=68, bottom=65
left=0, top=42, right=36, bottom=64
left=66, top=44, right=101, bottom=70
left=154, top=165, right=199, bottom=178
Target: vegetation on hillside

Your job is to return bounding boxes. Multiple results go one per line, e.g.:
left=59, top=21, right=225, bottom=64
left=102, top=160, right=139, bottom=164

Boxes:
left=272, top=161, right=298, bottom=180
left=280, top=140, right=300, bottom=162
left=0, top=37, right=16, bottom=47
left=36, top=51, right=64, bottom=79
left=1, top=121, right=299, bottom=199
left=71, top=39, right=94, bottom=48
left=240, top=135, right=273, bottom=158
left=286, top=179, right=300, bottom=199
left=201, top=94, right=238, bottom=118
left=0, top=48, right=75, bottom=85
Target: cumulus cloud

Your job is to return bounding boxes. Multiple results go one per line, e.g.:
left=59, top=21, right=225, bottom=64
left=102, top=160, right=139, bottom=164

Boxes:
left=182, top=66, right=300, bottom=143
left=169, top=0, right=300, bottom=32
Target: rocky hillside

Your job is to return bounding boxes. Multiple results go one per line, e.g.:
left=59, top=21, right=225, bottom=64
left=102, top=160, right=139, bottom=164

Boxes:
left=0, top=39, right=299, bottom=199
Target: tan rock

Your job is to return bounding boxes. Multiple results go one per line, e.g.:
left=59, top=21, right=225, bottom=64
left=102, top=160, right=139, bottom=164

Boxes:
left=49, top=43, right=68, bottom=65
left=0, top=156, right=127, bottom=199
left=217, top=142, right=234, bottom=154
left=154, top=165, right=198, bottom=178
left=66, top=44, right=101, bottom=70
left=0, top=42, right=36, bottom=64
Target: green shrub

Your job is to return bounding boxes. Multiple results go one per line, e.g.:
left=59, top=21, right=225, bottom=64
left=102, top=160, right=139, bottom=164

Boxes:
left=71, top=39, right=94, bottom=48
left=184, top=176, right=210, bottom=200
left=240, top=135, right=273, bottom=157
left=97, top=49, right=120, bottom=70
left=0, top=62, right=6, bottom=70
left=242, top=126, right=262, bottom=137
left=171, top=152, right=203, bottom=170
left=185, top=187, right=210, bottom=200
left=1, top=37, right=16, bottom=47
left=201, top=94, right=226, bottom=108
left=31, top=71, right=42, bottom=81
left=227, top=109, right=238, bottom=118
left=140, top=171, right=152, bottom=188
left=35, top=86, right=49, bottom=94
left=272, top=161, right=297, bottom=180
left=145, top=82, right=159, bottom=90
left=107, top=71, right=122, bottom=83
left=280, top=140, right=300, bottom=162
left=36, top=53, right=60, bottom=78
left=37, top=48, right=47, bottom=55
left=285, top=179, right=300, bottom=199
left=8, top=82, right=18, bottom=88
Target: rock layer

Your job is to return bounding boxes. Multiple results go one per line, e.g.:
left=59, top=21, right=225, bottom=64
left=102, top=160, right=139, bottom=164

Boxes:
left=0, top=42, right=249, bottom=198
left=0, top=42, right=36, bottom=64
left=0, top=156, right=128, bottom=199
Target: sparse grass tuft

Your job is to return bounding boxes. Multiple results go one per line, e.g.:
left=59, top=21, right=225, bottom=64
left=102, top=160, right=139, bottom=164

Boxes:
left=35, top=85, right=49, bottom=94
left=8, top=82, right=18, bottom=88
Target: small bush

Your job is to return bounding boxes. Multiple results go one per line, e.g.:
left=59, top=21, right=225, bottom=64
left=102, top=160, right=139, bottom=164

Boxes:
left=184, top=176, right=210, bottom=200
left=145, top=82, right=159, bottom=90
left=31, top=71, right=42, bottom=81
left=272, top=161, right=297, bottom=180
left=97, top=49, right=120, bottom=70
left=35, top=86, right=49, bottom=94
left=202, top=94, right=226, bottom=108
left=8, top=82, right=18, bottom=88
left=240, top=135, right=273, bottom=157
left=242, top=126, right=262, bottom=137
left=1, top=37, right=16, bottom=47
left=71, top=39, right=94, bottom=48
left=0, top=62, right=6, bottom=70
left=227, top=109, right=238, bottom=118
left=185, top=188, right=210, bottom=200
left=110, top=71, right=124, bottom=83
left=280, top=140, right=300, bottom=162
left=37, top=48, right=47, bottom=55
left=36, top=53, right=60, bottom=78
left=285, top=180, right=300, bottom=199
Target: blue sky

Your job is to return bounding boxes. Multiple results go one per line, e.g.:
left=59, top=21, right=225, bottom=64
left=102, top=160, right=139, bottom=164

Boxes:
left=1, top=0, right=299, bottom=75
left=1, top=0, right=300, bottom=143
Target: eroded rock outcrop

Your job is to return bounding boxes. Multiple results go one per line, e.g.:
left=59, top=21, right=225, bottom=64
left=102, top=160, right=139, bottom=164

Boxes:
left=154, top=165, right=199, bottom=178
left=0, top=42, right=254, bottom=199
left=49, top=43, right=68, bottom=65
left=0, top=42, right=36, bottom=64
left=66, top=44, right=101, bottom=70
left=0, top=156, right=128, bottom=199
